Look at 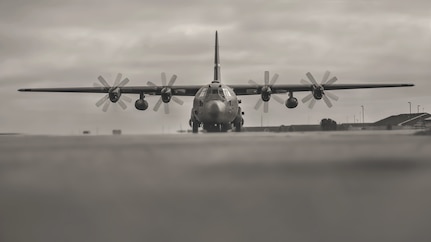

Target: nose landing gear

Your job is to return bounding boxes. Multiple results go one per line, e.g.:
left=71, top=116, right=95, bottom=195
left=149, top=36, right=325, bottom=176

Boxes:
left=203, top=123, right=230, bottom=132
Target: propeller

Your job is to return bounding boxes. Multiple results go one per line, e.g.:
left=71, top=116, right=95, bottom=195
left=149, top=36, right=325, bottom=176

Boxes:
left=147, top=72, right=184, bottom=114
left=94, top=73, right=132, bottom=112
left=301, top=71, right=339, bottom=109
left=249, top=71, right=285, bottom=113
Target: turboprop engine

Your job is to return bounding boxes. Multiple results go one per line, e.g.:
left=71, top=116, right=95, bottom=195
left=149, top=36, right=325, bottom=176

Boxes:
left=108, top=88, right=121, bottom=103
left=301, top=71, right=339, bottom=109
left=312, top=86, right=324, bottom=100
left=161, top=87, right=172, bottom=103
left=260, top=86, right=272, bottom=102
left=249, top=71, right=284, bottom=113
left=147, top=72, right=184, bottom=114
left=94, top=73, right=132, bottom=112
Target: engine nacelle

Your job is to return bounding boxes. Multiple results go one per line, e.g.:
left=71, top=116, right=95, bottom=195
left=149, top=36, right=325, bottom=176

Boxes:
left=161, top=87, right=172, bottom=103
left=312, top=86, right=324, bottom=100
left=109, top=88, right=121, bottom=103
left=135, top=99, right=148, bottom=110
left=261, top=86, right=272, bottom=102
left=285, top=97, right=298, bottom=109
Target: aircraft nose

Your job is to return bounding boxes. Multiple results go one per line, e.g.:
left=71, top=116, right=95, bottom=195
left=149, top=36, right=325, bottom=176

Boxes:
left=206, top=100, right=225, bottom=120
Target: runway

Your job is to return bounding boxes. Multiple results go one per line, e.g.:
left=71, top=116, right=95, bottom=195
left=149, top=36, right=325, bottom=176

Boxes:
left=1, top=130, right=431, bottom=242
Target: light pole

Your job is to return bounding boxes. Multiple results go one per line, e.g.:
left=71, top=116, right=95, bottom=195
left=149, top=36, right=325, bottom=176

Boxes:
left=408, top=102, right=411, bottom=115
left=361, top=105, right=365, bottom=127
left=417, top=105, right=420, bottom=113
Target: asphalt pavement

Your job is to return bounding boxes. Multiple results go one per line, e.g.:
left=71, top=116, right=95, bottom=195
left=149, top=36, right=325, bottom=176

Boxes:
left=1, top=130, right=431, bottom=242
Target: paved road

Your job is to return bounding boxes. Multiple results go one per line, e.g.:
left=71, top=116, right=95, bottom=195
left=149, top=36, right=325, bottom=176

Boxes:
left=1, top=131, right=431, bottom=242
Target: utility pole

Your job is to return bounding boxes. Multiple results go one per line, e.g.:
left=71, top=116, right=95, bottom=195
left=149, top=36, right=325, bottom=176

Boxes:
left=417, top=105, right=420, bottom=113
left=408, top=102, right=411, bottom=115
left=361, top=105, right=365, bottom=127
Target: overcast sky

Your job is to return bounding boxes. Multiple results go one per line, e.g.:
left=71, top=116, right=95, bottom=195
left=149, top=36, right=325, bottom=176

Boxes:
left=1, top=0, right=430, bottom=134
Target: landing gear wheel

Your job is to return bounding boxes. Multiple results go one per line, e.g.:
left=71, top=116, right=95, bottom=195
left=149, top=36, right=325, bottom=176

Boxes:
left=234, top=118, right=243, bottom=132
left=192, top=121, right=199, bottom=133
left=235, top=123, right=242, bottom=132
left=220, top=124, right=230, bottom=132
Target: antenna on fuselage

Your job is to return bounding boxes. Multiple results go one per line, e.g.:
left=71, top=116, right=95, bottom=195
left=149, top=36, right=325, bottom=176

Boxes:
left=213, top=31, right=221, bottom=83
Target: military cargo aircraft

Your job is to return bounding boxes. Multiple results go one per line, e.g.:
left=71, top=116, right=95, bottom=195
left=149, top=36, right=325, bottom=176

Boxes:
left=19, top=31, right=414, bottom=133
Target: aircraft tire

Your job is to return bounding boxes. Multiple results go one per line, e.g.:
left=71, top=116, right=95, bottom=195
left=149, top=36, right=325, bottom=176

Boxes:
left=192, top=121, right=199, bottom=133
left=220, top=123, right=230, bottom=132
left=234, top=117, right=243, bottom=132
left=234, top=120, right=242, bottom=132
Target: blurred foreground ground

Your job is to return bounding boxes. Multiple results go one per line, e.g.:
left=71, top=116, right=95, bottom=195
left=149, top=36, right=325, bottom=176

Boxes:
left=1, top=130, right=431, bottom=242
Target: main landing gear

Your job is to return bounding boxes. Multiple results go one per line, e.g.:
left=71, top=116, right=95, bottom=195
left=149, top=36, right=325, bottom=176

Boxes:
left=189, top=118, right=200, bottom=133
left=192, top=121, right=199, bottom=133
left=233, top=107, right=244, bottom=132
left=234, top=119, right=243, bottom=132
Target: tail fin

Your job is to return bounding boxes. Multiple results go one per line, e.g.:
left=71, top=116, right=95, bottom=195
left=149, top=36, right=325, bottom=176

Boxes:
left=214, top=31, right=221, bottom=82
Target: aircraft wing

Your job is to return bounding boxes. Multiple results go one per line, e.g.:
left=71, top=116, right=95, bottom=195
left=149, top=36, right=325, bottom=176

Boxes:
left=18, top=85, right=202, bottom=96
left=229, top=83, right=414, bottom=95
left=19, top=83, right=414, bottom=96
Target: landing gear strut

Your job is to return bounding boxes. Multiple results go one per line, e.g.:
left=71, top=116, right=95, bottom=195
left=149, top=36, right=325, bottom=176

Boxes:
left=192, top=121, right=199, bottom=133
left=233, top=107, right=244, bottom=132
left=234, top=119, right=244, bottom=132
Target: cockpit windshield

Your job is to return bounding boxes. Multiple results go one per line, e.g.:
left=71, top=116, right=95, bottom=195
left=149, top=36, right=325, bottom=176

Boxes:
left=198, top=88, right=208, bottom=98
left=198, top=86, right=232, bottom=100
left=218, top=88, right=225, bottom=98
left=222, top=88, right=232, bottom=97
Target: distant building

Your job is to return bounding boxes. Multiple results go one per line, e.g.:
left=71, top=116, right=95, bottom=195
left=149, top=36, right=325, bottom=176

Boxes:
left=239, top=113, right=430, bottom=133
left=373, top=113, right=430, bottom=129
left=112, top=129, right=122, bottom=135
left=424, top=117, right=431, bottom=128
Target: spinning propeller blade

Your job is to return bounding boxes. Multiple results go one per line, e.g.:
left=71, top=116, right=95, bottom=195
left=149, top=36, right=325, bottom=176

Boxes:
left=97, top=76, right=110, bottom=88
left=301, top=70, right=339, bottom=109
left=254, top=99, right=263, bottom=110
left=250, top=71, right=285, bottom=113
left=301, top=93, right=313, bottom=103
left=153, top=98, right=163, bottom=112
left=94, top=73, right=130, bottom=112
left=149, top=72, right=183, bottom=114
left=96, top=95, right=109, bottom=107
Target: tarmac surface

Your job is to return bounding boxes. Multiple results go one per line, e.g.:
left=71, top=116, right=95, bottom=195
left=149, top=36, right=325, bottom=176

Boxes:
left=1, top=130, right=431, bottom=242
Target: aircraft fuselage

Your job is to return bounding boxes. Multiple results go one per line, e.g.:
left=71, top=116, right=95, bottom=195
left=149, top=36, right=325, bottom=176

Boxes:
left=190, top=82, right=242, bottom=132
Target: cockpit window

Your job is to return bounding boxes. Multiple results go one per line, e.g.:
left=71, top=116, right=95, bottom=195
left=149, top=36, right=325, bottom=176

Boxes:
left=218, top=88, right=225, bottom=98
left=223, top=88, right=232, bottom=97
left=198, top=88, right=208, bottom=98
left=201, top=87, right=230, bottom=99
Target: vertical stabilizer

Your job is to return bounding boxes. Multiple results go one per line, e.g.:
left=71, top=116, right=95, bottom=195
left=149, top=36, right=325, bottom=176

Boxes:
left=214, top=31, right=221, bottom=82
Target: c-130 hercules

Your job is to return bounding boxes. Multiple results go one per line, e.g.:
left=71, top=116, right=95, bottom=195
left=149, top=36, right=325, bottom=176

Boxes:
left=19, top=31, right=414, bottom=133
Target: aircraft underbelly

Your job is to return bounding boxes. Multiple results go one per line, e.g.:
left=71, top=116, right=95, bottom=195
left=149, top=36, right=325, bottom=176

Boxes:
left=195, top=100, right=236, bottom=124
